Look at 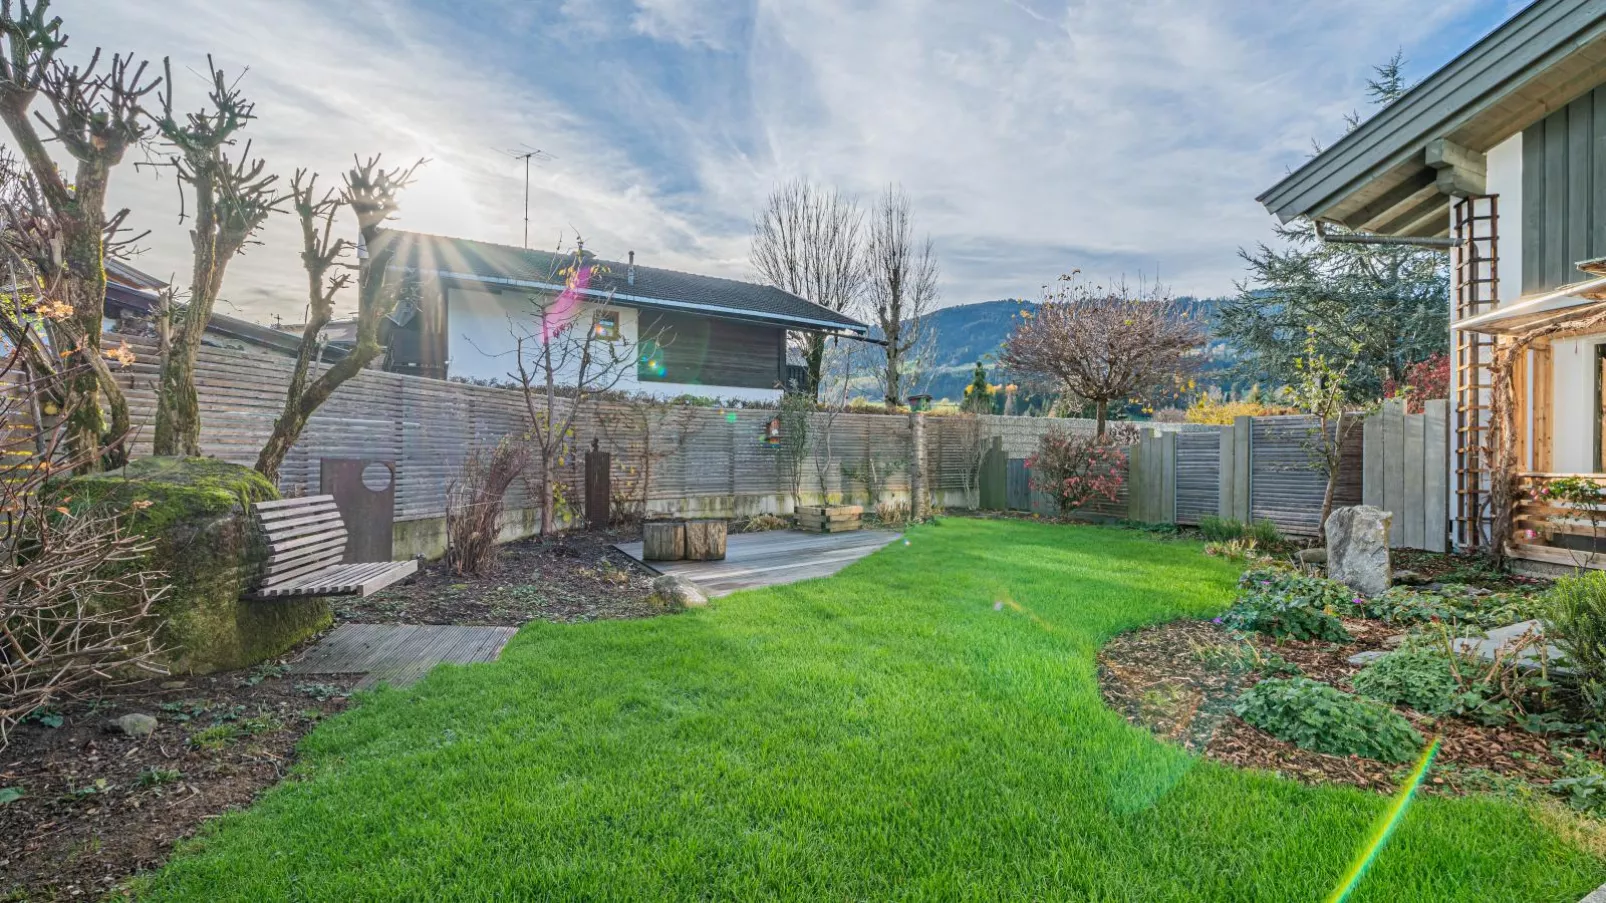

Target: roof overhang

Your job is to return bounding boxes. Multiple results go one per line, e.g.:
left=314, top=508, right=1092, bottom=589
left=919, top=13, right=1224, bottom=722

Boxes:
left=1454, top=273, right=1606, bottom=334
left=1258, top=0, right=1606, bottom=237
left=425, top=268, right=871, bottom=336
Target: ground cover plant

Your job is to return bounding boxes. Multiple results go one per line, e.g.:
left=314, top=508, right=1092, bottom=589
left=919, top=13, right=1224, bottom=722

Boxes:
left=1219, top=567, right=1352, bottom=642
left=137, top=521, right=1605, bottom=901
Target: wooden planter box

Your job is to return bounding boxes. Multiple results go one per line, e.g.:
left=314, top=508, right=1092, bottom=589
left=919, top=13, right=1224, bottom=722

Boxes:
left=795, top=505, right=863, bottom=534
left=643, top=518, right=727, bottom=561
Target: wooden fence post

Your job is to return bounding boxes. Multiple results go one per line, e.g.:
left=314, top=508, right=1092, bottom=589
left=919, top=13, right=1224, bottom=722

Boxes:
left=584, top=440, right=610, bottom=531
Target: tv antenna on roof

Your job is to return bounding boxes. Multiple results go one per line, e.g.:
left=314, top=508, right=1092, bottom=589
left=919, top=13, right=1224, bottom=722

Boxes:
left=500, top=145, right=555, bottom=248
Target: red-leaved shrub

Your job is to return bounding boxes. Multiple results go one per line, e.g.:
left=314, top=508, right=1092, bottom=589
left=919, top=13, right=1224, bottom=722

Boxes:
left=1027, top=429, right=1126, bottom=515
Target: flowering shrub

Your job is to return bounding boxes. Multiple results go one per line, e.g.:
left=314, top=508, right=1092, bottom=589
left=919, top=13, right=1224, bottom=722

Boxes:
left=1026, top=429, right=1125, bottom=515
left=1183, top=394, right=1297, bottom=425
left=1234, top=677, right=1423, bottom=763
left=1383, top=353, right=1449, bottom=414
left=1219, top=568, right=1352, bottom=643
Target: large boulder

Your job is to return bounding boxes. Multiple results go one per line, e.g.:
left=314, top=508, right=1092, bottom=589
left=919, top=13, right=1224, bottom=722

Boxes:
left=1325, top=505, right=1392, bottom=598
left=62, top=457, right=331, bottom=674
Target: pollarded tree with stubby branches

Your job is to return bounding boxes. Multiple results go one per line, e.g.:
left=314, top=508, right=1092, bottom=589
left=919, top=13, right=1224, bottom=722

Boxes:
left=255, top=157, right=424, bottom=484
left=150, top=56, right=284, bottom=457
left=0, top=0, right=157, bottom=470
left=1003, top=274, right=1203, bottom=436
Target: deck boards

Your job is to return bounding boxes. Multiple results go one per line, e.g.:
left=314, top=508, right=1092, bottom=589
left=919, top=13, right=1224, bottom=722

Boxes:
left=615, top=528, right=900, bottom=596
left=289, top=623, right=519, bottom=689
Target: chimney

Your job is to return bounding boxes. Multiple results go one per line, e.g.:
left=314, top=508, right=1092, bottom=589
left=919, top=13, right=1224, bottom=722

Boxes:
left=627, top=250, right=636, bottom=286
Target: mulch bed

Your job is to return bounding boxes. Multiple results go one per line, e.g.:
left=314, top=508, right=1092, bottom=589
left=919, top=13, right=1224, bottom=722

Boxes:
left=0, top=669, right=359, bottom=901
left=1098, top=617, right=1581, bottom=796
left=335, top=527, right=662, bottom=626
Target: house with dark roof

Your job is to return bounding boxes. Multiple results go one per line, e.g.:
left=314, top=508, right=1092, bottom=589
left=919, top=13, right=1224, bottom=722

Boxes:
left=368, top=230, right=869, bottom=400
left=1258, top=0, right=1606, bottom=566
left=101, top=261, right=350, bottom=362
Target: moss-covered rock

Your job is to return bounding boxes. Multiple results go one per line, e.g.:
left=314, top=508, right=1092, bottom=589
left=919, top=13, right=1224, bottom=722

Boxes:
left=61, top=457, right=330, bottom=674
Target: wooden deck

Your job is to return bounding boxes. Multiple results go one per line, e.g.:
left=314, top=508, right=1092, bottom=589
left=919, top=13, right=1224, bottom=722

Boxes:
left=289, top=623, right=519, bottom=689
left=615, top=528, right=901, bottom=596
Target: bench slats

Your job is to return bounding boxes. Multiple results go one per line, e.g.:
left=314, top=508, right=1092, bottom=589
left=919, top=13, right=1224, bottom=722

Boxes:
left=267, top=526, right=349, bottom=556
left=248, top=495, right=414, bottom=600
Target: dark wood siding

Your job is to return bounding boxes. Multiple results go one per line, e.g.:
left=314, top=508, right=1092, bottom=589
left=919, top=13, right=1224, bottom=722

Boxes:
left=637, top=311, right=785, bottom=390
left=1522, top=84, right=1606, bottom=293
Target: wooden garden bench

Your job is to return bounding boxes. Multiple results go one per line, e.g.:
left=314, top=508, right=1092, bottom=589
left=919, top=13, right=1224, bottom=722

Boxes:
left=246, top=495, right=417, bottom=600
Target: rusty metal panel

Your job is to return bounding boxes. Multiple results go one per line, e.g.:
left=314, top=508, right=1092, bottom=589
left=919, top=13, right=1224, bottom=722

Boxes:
left=320, top=459, right=397, bottom=563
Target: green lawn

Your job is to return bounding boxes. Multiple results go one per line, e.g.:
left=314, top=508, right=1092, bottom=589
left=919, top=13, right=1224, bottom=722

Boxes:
left=141, top=520, right=1605, bottom=901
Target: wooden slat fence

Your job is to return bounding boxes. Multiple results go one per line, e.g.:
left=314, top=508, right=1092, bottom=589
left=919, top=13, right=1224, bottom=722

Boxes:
left=1362, top=399, right=1451, bottom=552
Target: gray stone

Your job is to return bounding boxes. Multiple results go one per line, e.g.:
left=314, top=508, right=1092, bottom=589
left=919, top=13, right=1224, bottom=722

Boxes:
left=1449, top=620, right=1567, bottom=671
left=651, top=575, right=708, bottom=609
left=108, top=713, right=158, bottom=738
left=159, top=681, right=187, bottom=691
left=1297, top=548, right=1328, bottom=565
left=1579, top=880, right=1606, bottom=903
left=1325, top=506, right=1392, bottom=598
left=1392, top=570, right=1429, bottom=586
left=1382, top=633, right=1408, bottom=649
left=1347, top=650, right=1388, bottom=666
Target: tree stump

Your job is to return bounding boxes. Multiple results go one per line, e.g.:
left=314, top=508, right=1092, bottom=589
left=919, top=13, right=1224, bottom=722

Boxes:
left=684, top=519, right=728, bottom=561
left=643, top=521, right=686, bottom=561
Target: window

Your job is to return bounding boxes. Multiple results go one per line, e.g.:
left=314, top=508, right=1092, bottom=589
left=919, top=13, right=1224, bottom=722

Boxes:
left=592, top=310, right=621, bottom=341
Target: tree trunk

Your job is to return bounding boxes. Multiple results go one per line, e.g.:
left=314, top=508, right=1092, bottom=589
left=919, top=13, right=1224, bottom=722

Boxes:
left=153, top=335, right=203, bottom=457
left=1095, top=399, right=1108, bottom=438
left=1319, top=470, right=1338, bottom=545
left=803, top=333, right=826, bottom=400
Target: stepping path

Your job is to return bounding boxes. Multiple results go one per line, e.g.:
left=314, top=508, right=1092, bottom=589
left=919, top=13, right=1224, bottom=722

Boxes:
left=290, top=623, right=519, bottom=689
left=615, top=528, right=901, bottom=597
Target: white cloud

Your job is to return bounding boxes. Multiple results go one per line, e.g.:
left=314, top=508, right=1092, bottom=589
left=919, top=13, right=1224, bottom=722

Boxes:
left=40, top=0, right=1501, bottom=323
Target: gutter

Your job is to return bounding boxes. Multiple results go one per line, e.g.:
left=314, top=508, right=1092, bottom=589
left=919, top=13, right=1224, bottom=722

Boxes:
left=1314, top=221, right=1457, bottom=250
left=413, top=267, right=870, bottom=336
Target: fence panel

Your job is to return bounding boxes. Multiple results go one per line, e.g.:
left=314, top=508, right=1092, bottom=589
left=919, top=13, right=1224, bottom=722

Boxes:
left=1361, top=400, right=1450, bottom=552
left=1175, top=431, right=1221, bottom=525
left=1247, top=415, right=1362, bottom=537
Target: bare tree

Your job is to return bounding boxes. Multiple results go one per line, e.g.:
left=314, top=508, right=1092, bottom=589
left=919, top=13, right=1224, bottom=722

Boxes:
left=254, top=157, right=424, bottom=484
left=749, top=179, right=864, bottom=398
left=0, top=1, right=157, bottom=469
left=513, top=249, right=661, bottom=536
left=866, top=185, right=938, bottom=408
left=1003, top=274, right=1203, bottom=436
left=150, top=57, right=283, bottom=456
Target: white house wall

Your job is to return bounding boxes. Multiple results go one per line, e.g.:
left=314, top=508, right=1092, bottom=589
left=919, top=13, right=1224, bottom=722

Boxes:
left=444, top=284, right=782, bottom=403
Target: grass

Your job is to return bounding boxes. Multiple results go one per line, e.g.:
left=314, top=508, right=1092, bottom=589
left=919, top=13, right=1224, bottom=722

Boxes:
left=139, top=520, right=1606, bottom=901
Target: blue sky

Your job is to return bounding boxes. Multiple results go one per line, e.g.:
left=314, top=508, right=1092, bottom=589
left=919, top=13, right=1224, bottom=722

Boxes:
left=63, top=0, right=1525, bottom=321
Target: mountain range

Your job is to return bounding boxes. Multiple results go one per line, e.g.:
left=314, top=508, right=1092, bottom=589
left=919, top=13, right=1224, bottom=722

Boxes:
left=879, top=297, right=1242, bottom=404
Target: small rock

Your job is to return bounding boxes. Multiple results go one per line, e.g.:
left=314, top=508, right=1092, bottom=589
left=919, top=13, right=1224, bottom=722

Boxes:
left=1297, top=548, right=1328, bottom=565
left=159, top=680, right=187, bottom=691
left=108, top=713, right=158, bottom=738
left=651, top=575, right=708, bottom=609
left=1347, top=650, right=1388, bottom=666
left=1392, top=570, right=1428, bottom=586
left=1382, top=633, right=1408, bottom=649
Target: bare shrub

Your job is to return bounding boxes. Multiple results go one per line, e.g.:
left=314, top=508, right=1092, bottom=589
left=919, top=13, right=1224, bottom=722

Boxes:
left=445, top=439, right=531, bottom=576
left=0, top=359, right=168, bottom=747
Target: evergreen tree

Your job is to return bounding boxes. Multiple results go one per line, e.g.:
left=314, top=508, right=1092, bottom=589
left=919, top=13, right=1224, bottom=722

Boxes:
left=1221, top=54, right=1448, bottom=400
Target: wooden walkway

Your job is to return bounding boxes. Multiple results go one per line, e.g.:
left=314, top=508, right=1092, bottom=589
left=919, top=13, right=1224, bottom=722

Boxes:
left=289, top=623, right=519, bottom=689
left=615, top=528, right=900, bottom=597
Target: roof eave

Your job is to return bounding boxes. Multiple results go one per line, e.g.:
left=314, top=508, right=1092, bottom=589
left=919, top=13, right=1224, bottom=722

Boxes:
left=1259, top=0, right=1606, bottom=233
left=423, top=268, right=871, bottom=336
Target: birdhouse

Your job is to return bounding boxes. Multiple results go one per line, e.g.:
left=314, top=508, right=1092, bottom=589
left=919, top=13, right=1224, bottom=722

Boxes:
left=764, top=416, right=782, bottom=445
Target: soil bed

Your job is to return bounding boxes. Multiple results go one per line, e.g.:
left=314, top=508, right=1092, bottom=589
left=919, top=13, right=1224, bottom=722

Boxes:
left=1098, top=617, right=1586, bottom=796
left=337, top=528, right=661, bottom=626
left=0, top=669, right=358, bottom=901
